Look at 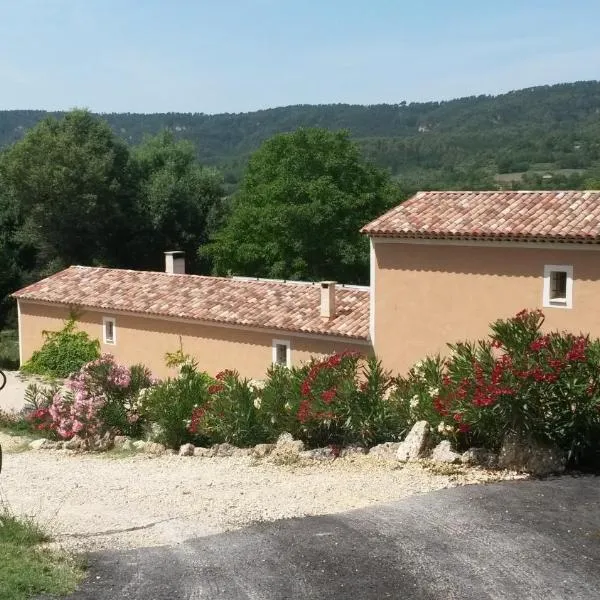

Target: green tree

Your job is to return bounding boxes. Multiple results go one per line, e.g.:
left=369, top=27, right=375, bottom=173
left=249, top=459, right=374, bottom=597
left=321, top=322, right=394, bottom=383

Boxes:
left=203, top=128, right=395, bottom=284
left=131, top=131, right=225, bottom=272
left=0, top=109, right=136, bottom=276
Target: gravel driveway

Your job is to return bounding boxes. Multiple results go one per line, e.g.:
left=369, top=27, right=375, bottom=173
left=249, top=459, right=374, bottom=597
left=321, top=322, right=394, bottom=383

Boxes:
left=0, top=434, right=524, bottom=553
left=0, top=370, right=29, bottom=412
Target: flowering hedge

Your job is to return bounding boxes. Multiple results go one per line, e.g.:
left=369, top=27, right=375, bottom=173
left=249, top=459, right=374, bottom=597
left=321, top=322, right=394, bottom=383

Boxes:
left=394, top=310, right=600, bottom=464
left=47, top=355, right=154, bottom=442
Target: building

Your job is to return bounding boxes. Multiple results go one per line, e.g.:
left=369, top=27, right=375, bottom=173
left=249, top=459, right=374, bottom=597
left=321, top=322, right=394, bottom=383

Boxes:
left=13, top=252, right=369, bottom=379
left=13, top=190, right=600, bottom=378
left=361, top=190, right=600, bottom=373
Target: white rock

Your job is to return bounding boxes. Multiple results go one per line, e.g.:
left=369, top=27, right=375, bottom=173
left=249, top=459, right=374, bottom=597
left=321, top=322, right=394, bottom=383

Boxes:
left=396, top=421, right=431, bottom=462
left=179, top=443, right=195, bottom=457
left=120, top=439, right=135, bottom=452
left=113, top=435, right=131, bottom=448
left=299, top=447, right=335, bottom=460
left=133, top=440, right=147, bottom=450
left=251, top=444, right=275, bottom=458
left=430, top=440, right=461, bottom=464
left=368, top=442, right=401, bottom=460
left=29, top=438, right=48, bottom=450
left=144, top=442, right=166, bottom=455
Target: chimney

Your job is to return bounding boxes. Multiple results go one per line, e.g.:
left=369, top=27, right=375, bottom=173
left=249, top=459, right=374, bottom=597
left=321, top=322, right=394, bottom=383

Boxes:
left=320, top=281, right=336, bottom=319
left=164, top=251, right=185, bottom=274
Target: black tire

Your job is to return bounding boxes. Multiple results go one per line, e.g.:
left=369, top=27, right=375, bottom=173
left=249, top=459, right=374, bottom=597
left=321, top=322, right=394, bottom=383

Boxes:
left=0, top=369, right=5, bottom=392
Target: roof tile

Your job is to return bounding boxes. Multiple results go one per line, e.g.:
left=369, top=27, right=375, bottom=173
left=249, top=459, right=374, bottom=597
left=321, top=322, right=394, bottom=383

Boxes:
left=12, top=267, right=369, bottom=341
left=361, top=190, right=600, bottom=242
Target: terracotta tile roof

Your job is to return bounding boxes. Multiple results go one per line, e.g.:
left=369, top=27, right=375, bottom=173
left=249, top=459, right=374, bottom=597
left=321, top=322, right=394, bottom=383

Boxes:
left=13, top=267, right=370, bottom=341
left=361, top=190, right=600, bottom=243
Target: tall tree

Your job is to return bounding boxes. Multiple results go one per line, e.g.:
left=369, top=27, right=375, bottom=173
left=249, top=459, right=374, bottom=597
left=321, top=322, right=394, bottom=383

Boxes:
left=131, top=131, right=225, bottom=272
left=0, top=109, right=136, bottom=276
left=203, top=128, right=397, bottom=284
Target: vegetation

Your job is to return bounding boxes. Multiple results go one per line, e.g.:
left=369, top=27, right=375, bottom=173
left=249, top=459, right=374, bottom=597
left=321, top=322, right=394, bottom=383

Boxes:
left=204, top=128, right=394, bottom=283
left=21, top=319, right=100, bottom=378
left=0, top=510, right=82, bottom=600
left=0, top=329, right=18, bottom=369
left=11, top=310, right=600, bottom=469
left=2, top=81, right=599, bottom=191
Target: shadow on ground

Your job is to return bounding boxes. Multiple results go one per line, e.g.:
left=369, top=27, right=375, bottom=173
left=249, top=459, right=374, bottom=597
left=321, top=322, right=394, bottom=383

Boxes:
left=64, top=476, right=600, bottom=600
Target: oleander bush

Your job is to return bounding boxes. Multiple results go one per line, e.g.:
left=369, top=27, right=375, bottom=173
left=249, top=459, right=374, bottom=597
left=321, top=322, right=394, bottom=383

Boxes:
left=189, top=369, right=266, bottom=447
left=393, top=309, right=600, bottom=465
left=140, top=353, right=212, bottom=448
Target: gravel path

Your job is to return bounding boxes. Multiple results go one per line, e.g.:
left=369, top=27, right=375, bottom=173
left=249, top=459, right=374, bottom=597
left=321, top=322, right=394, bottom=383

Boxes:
left=0, top=432, right=525, bottom=553
left=0, top=370, right=30, bottom=412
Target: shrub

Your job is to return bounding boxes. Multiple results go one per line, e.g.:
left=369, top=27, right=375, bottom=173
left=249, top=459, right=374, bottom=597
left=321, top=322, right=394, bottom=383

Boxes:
left=21, top=319, right=100, bottom=378
left=258, top=364, right=306, bottom=440
left=0, top=329, right=19, bottom=369
left=140, top=356, right=212, bottom=448
left=291, top=352, right=401, bottom=447
left=190, top=370, right=265, bottom=446
left=394, top=310, right=600, bottom=465
left=48, top=355, right=153, bottom=441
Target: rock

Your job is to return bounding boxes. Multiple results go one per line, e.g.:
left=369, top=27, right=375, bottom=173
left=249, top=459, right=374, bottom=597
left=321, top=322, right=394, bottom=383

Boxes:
left=396, top=421, right=431, bottom=462
left=113, top=435, right=131, bottom=448
left=92, top=432, right=114, bottom=452
left=233, top=447, right=252, bottom=457
left=133, top=440, right=147, bottom=450
left=143, top=442, right=166, bottom=455
left=42, top=441, right=61, bottom=450
left=276, top=432, right=295, bottom=445
left=498, top=433, right=565, bottom=477
left=29, top=438, right=48, bottom=450
left=179, top=443, right=195, bottom=457
left=430, top=440, right=461, bottom=464
left=209, top=443, right=236, bottom=457
left=251, top=443, right=275, bottom=458
left=299, top=447, right=335, bottom=460
left=339, top=445, right=367, bottom=458
left=120, top=439, right=135, bottom=452
left=461, top=447, right=498, bottom=468
left=368, top=442, right=401, bottom=460
left=63, top=435, right=85, bottom=451
left=193, top=446, right=211, bottom=457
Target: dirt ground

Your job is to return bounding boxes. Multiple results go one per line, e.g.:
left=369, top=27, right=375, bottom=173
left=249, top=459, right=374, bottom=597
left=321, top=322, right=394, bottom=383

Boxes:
left=0, top=370, right=29, bottom=413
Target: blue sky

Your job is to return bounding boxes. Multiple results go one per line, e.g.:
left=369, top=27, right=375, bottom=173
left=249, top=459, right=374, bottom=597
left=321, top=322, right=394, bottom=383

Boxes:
left=1, top=0, right=598, bottom=114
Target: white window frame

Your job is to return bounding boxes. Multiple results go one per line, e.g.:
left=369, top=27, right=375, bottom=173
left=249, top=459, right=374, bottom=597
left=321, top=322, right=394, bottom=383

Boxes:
left=103, top=317, right=117, bottom=345
left=543, top=265, right=573, bottom=309
left=272, top=339, right=291, bottom=368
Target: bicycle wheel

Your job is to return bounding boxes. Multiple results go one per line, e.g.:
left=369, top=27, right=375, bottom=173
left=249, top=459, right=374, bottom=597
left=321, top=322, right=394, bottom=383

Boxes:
left=0, top=369, right=6, bottom=392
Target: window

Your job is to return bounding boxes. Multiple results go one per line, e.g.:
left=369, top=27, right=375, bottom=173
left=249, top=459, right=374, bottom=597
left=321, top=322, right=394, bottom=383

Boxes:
left=543, top=265, right=573, bottom=309
left=103, top=317, right=116, bottom=345
left=272, top=339, right=291, bottom=368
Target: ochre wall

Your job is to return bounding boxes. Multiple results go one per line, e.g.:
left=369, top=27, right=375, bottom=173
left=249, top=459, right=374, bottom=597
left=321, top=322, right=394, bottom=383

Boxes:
left=18, top=302, right=369, bottom=379
left=373, top=241, right=600, bottom=375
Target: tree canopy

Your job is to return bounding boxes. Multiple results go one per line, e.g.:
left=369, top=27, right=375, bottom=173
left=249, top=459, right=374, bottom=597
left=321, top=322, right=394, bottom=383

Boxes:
left=203, top=128, right=397, bottom=284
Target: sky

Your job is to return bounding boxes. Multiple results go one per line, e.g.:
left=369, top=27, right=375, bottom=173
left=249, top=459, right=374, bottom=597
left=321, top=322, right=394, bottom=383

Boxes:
left=0, top=0, right=599, bottom=114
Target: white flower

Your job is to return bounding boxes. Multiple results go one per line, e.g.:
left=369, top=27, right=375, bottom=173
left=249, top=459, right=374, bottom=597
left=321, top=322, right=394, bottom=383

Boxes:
left=437, top=422, right=446, bottom=433
left=414, top=361, right=423, bottom=370
left=284, top=402, right=291, bottom=411
left=253, top=397, right=262, bottom=410
left=409, top=395, right=419, bottom=409
left=428, top=386, right=439, bottom=398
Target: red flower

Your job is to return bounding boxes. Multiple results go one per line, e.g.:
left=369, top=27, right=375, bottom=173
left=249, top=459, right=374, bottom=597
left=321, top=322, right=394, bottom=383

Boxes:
left=297, top=400, right=312, bottom=424
left=321, top=388, right=337, bottom=404
left=215, top=370, right=234, bottom=381
left=300, top=380, right=312, bottom=397
left=458, top=423, right=470, bottom=434
left=453, top=412, right=463, bottom=423
left=208, top=384, right=224, bottom=394
left=491, top=339, right=503, bottom=349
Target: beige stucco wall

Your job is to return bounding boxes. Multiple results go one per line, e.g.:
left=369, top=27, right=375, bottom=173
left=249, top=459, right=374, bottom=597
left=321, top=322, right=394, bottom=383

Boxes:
left=373, top=241, right=600, bottom=375
left=18, top=301, right=369, bottom=379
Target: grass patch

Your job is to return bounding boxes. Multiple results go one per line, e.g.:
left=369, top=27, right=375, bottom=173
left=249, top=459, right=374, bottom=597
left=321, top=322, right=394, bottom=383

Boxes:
left=0, top=511, right=83, bottom=599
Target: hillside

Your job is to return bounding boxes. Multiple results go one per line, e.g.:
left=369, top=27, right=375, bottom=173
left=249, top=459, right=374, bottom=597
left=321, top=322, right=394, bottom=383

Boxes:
left=2, top=81, right=600, bottom=189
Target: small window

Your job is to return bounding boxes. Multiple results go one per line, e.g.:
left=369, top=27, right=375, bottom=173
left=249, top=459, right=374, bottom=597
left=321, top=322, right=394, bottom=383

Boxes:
left=272, top=339, right=291, bottom=368
left=543, top=265, right=573, bottom=309
left=103, top=317, right=116, bottom=345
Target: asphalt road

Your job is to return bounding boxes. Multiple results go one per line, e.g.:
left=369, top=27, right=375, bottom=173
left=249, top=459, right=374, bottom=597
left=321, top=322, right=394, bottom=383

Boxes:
left=65, top=476, right=600, bottom=600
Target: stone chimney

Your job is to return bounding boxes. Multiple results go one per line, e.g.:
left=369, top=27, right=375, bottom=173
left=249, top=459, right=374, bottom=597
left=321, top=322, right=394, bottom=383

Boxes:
left=320, top=281, right=336, bottom=319
left=164, top=251, right=185, bottom=274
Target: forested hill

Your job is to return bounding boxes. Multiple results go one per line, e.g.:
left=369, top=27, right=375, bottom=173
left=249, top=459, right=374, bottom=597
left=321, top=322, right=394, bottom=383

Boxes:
left=2, top=80, right=600, bottom=189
